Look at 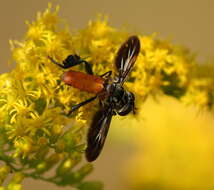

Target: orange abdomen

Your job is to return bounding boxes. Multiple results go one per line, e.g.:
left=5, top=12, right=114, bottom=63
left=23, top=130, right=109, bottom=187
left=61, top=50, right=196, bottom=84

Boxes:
left=61, top=70, right=105, bottom=94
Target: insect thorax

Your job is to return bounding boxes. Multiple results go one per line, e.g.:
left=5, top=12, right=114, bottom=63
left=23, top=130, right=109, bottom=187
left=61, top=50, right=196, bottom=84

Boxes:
left=105, top=83, right=135, bottom=116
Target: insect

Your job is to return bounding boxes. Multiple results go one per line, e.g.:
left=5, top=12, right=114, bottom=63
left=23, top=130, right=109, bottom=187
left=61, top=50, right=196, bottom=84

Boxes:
left=48, top=36, right=140, bottom=162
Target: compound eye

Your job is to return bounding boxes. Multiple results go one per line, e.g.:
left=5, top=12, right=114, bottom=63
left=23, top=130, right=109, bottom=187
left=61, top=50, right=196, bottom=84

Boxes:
left=118, top=92, right=135, bottom=116
left=117, top=103, right=133, bottom=116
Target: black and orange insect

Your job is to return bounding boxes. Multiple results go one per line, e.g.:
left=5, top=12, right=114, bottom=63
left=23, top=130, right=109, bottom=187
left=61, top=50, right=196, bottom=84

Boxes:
left=49, top=36, right=140, bottom=162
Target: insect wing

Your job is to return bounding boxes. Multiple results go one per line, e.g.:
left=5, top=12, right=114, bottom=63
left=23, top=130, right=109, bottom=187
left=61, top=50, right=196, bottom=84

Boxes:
left=86, top=106, right=114, bottom=162
left=115, top=36, right=140, bottom=82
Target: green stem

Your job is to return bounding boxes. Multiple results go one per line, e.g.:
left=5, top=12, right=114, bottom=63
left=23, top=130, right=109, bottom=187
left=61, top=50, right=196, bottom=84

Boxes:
left=23, top=172, right=58, bottom=184
left=0, top=154, right=22, bottom=172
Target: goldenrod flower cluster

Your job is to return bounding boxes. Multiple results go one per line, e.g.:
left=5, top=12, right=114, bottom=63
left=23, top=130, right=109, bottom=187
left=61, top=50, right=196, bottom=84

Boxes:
left=181, top=63, right=214, bottom=110
left=0, top=3, right=214, bottom=190
left=0, top=4, right=102, bottom=190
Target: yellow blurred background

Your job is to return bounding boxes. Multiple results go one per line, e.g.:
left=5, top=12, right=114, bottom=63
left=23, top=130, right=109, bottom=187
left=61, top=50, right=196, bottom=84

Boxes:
left=1, top=1, right=214, bottom=190
left=112, top=97, right=214, bottom=190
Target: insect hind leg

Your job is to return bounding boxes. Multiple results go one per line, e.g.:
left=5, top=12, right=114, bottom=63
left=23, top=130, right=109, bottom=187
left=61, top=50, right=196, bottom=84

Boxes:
left=48, top=56, right=65, bottom=69
left=48, top=55, right=93, bottom=75
left=63, top=55, right=93, bottom=75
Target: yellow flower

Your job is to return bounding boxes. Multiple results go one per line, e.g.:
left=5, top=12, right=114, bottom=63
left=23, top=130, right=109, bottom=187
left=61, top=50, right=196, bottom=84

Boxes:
left=37, top=3, right=59, bottom=30
left=0, top=166, right=11, bottom=185
left=182, top=78, right=214, bottom=109
left=26, top=23, right=47, bottom=42
left=14, top=136, right=33, bottom=158
left=9, top=99, right=37, bottom=124
left=7, top=183, right=22, bottom=190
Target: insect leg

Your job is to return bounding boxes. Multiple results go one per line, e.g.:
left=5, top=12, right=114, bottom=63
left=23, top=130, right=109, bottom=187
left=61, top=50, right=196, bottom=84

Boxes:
left=68, top=96, right=97, bottom=115
left=48, top=54, right=93, bottom=75
left=48, top=55, right=93, bottom=75
left=79, top=60, right=93, bottom=75
left=48, top=56, right=66, bottom=69
left=100, top=71, right=112, bottom=78
left=63, top=55, right=93, bottom=74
